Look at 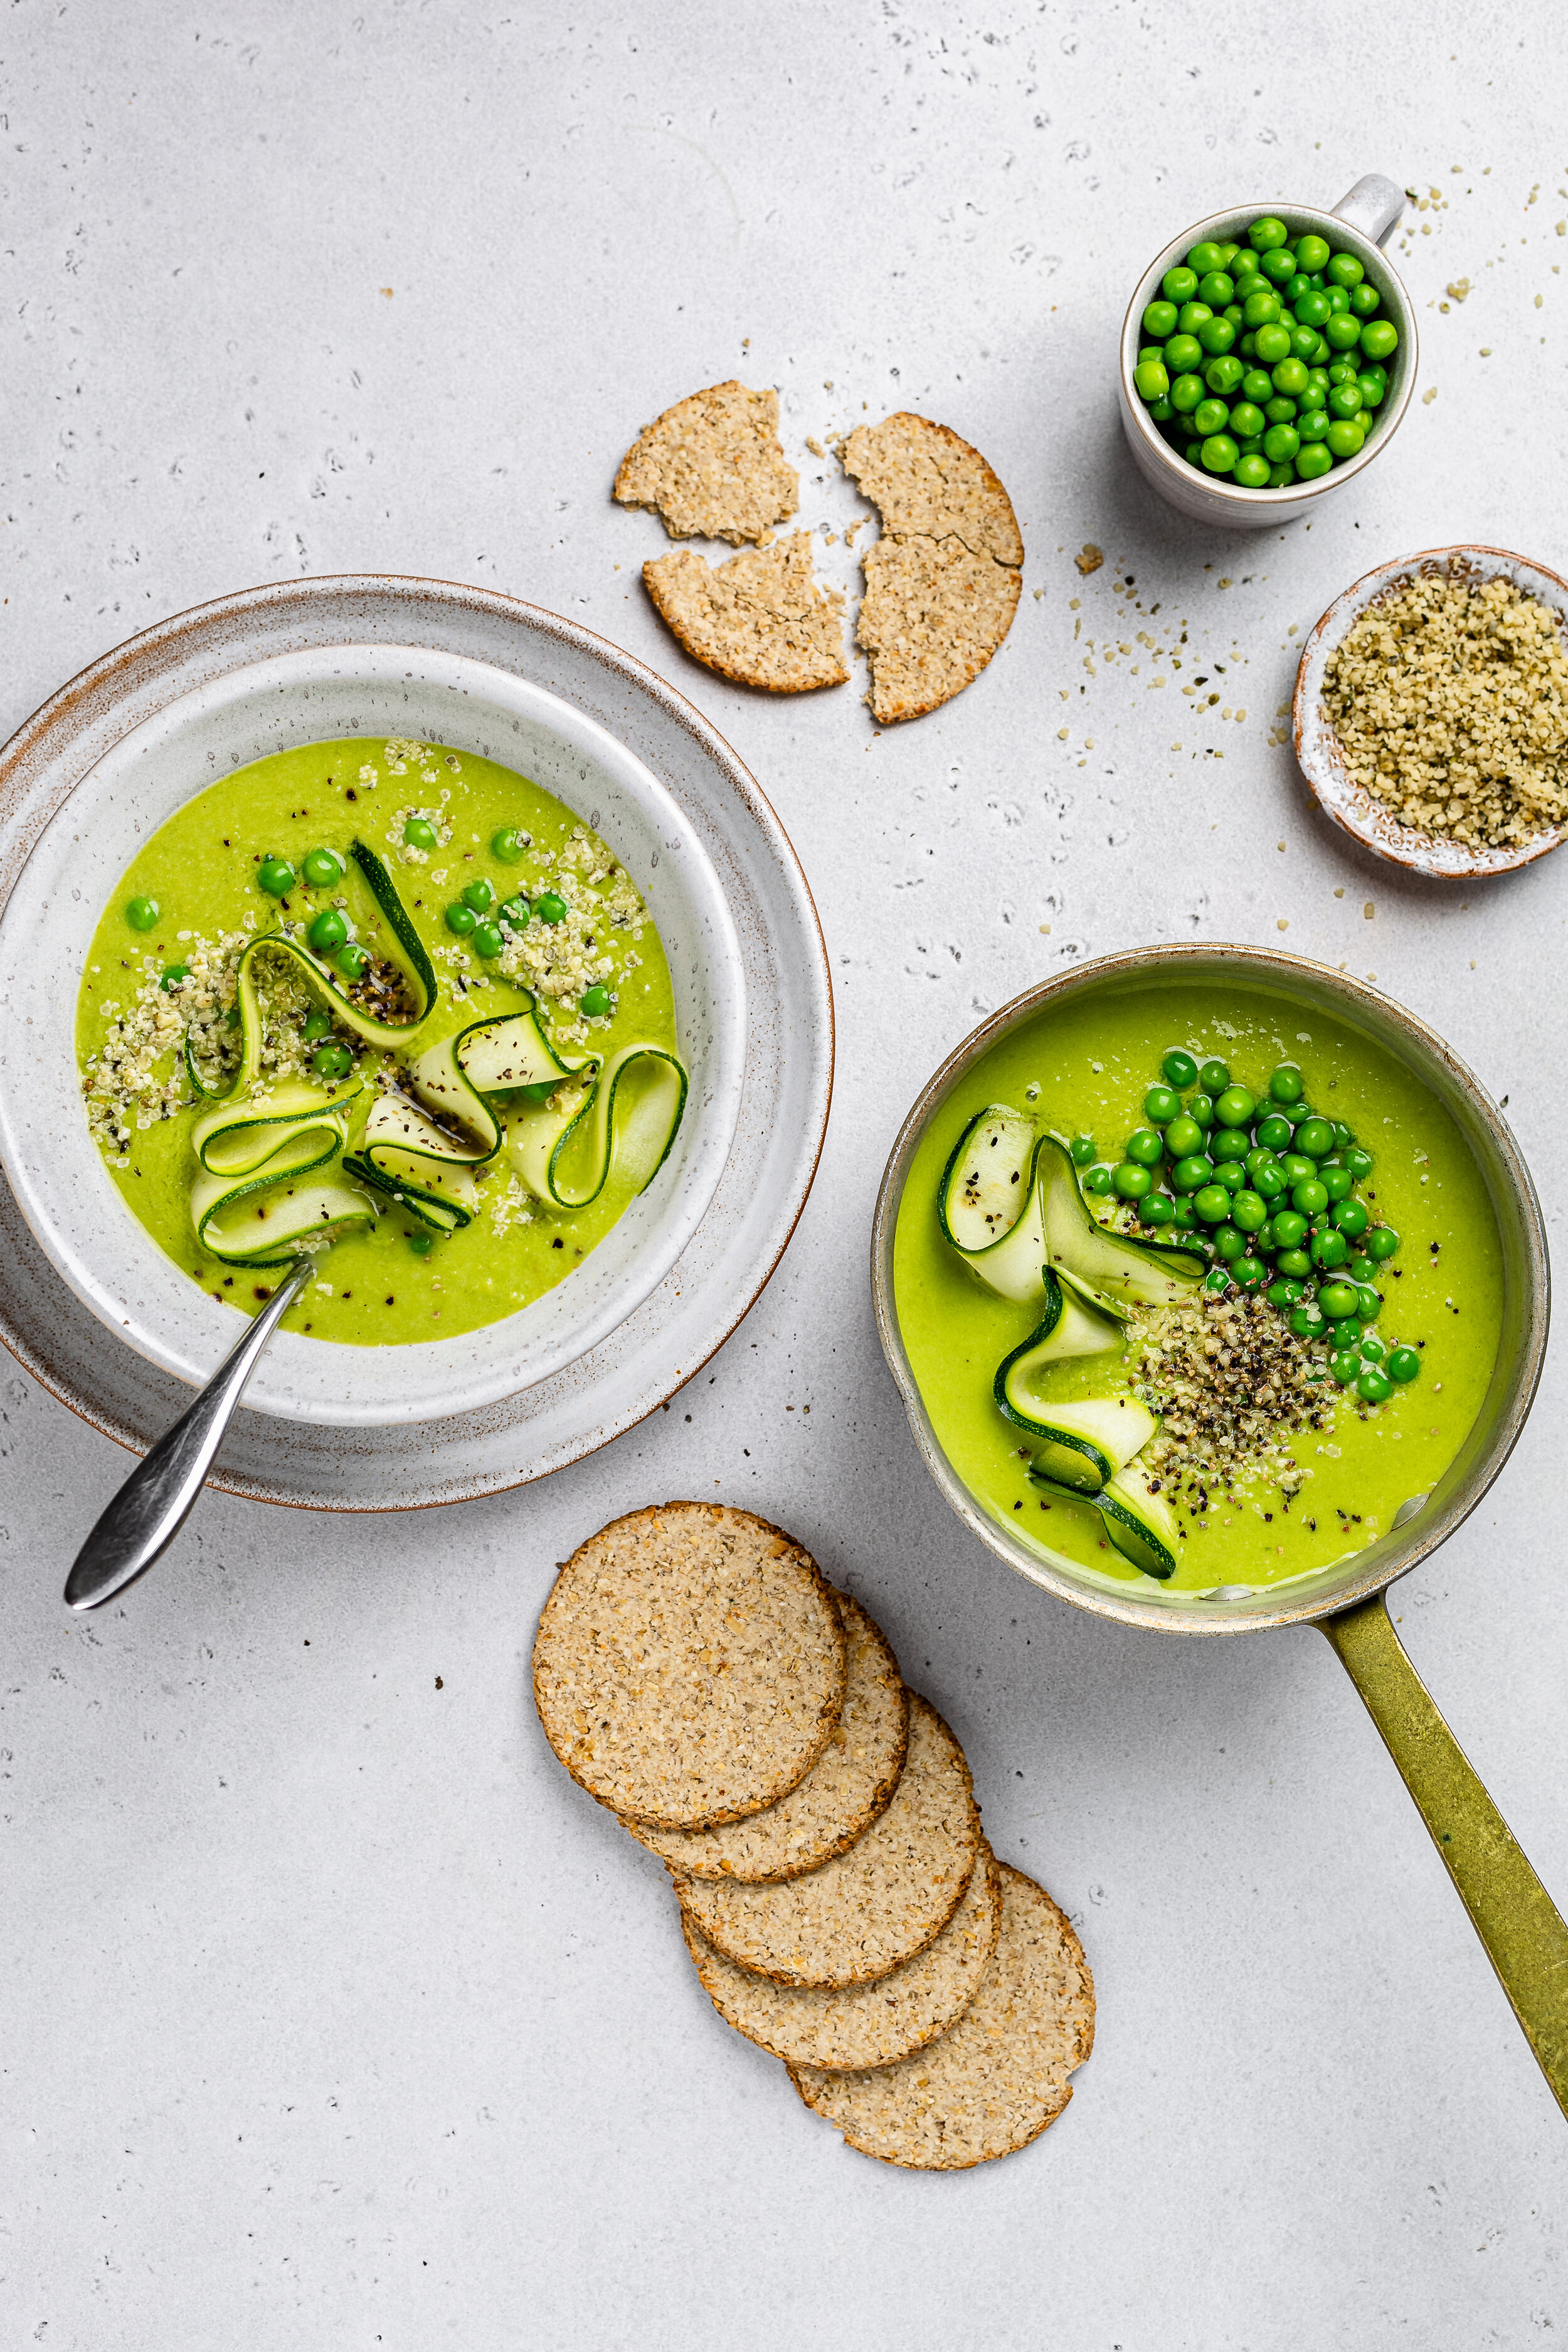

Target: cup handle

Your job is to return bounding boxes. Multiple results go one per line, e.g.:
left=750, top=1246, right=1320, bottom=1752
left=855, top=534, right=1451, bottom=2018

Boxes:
left=1330, top=174, right=1406, bottom=249
left=1320, top=1591, right=1568, bottom=2121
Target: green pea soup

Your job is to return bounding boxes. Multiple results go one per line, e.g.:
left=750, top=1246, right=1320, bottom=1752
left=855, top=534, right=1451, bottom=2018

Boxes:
left=75, top=736, right=680, bottom=1347
left=893, top=978, right=1504, bottom=1593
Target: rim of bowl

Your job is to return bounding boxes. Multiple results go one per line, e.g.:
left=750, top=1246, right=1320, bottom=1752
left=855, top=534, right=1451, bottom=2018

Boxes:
left=1293, top=542, right=1568, bottom=880
left=1119, top=199, right=1416, bottom=513
left=869, top=943, right=1549, bottom=1638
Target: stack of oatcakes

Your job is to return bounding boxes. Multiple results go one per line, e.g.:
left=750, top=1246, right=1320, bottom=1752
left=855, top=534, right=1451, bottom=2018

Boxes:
left=532, top=1502, right=1094, bottom=2171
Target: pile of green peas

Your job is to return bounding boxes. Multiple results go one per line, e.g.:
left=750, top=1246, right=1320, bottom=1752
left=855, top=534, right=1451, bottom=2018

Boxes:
left=420, top=822, right=615, bottom=1017
left=1131, top=216, right=1399, bottom=489
left=1072, top=1049, right=1421, bottom=1406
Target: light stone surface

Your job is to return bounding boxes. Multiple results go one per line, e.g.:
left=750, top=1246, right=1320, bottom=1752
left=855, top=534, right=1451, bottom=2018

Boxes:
left=3, top=3, right=1565, bottom=2345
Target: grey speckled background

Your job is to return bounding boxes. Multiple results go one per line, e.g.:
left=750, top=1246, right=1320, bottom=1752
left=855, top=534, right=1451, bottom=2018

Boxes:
left=3, top=4, right=1565, bottom=2346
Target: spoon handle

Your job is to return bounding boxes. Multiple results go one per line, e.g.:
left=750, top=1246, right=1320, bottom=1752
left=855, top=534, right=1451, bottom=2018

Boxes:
left=63, top=1256, right=314, bottom=1612
left=1321, top=1592, right=1568, bottom=2123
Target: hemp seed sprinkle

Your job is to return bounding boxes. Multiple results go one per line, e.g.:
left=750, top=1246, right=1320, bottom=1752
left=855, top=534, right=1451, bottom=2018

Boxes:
left=1134, top=1290, right=1333, bottom=1513
left=1322, top=566, right=1568, bottom=849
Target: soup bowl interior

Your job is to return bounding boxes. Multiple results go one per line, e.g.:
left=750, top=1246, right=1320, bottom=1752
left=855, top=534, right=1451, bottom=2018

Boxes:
left=0, top=644, right=746, bottom=1426
left=871, top=946, right=1546, bottom=1636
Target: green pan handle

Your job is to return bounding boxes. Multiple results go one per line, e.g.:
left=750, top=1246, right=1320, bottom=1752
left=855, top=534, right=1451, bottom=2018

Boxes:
left=1321, top=1591, right=1568, bottom=2122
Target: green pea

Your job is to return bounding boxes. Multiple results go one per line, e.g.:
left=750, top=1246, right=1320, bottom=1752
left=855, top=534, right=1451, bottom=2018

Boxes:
left=1327, top=383, right=1362, bottom=420
left=1259, top=246, right=1297, bottom=286
left=1360, top=319, right=1399, bottom=362
left=1276, top=1154, right=1310, bottom=1187
left=492, top=827, right=526, bottom=862
left=1330, top=1121, right=1354, bottom=1148
left=1325, top=420, right=1365, bottom=458
left=1172, top=1154, right=1213, bottom=1194
left=1358, top=373, right=1386, bottom=410
left=408, top=1231, right=435, bottom=1256
left=1240, top=287, right=1279, bottom=330
left=1276, top=1248, right=1312, bottom=1279
left=403, top=817, right=438, bottom=850
left=1069, top=1135, right=1097, bottom=1167
left=1188, top=1093, right=1215, bottom=1129
left=1083, top=1166, right=1113, bottom=1195
left=1143, top=299, right=1180, bottom=339
left=1295, top=233, right=1330, bottom=274
left=1311, top=1228, right=1349, bottom=1270
left=1293, top=288, right=1332, bottom=329
left=1143, top=1085, right=1180, bottom=1126
left=1283, top=274, right=1312, bottom=305
left=1295, top=442, right=1333, bottom=480
left=1162, top=1050, right=1198, bottom=1088
left=1199, top=435, right=1237, bottom=474
left=1142, top=1194, right=1175, bottom=1227
left=336, top=940, right=370, bottom=979
left=1160, top=1115, right=1199, bottom=1159
left=1317, top=1276, right=1359, bottom=1322
left=1232, top=245, right=1261, bottom=277
left=1365, top=1225, right=1400, bottom=1263
left=1330, top=1349, right=1361, bottom=1385
left=1125, top=1128, right=1164, bottom=1168
left=1298, top=382, right=1327, bottom=413
left=1291, top=1178, right=1329, bottom=1216
left=1249, top=216, right=1289, bottom=251
left=1316, top=1166, right=1350, bottom=1204
left=125, top=894, right=160, bottom=931
left=1328, top=1318, right=1361, bottom=1351
left=1162, top=266, right=1199, bottom=304
left=1210, top=1128, right=1251, bottom=1163
left=1261, top=420, right=1301, bottom=465
left=302, top=848, right=344, bottom=889
left=1347, top=282, right=1380, bottom=320
left=1194, top=1184, right=1231, bottom=1224
left=1213, top=1225, right=1245, bottom=1262
left=1325, top=313, right=1364, bottom=354
left=1197, top=271, right=1234, bottom=307
left=1215, top=1162, right=1246, bottom=1194
left=458, top=877, right=492, bottom=914
left=1165, top=329, right=1204, bottom=371
left=303, top=1010, right=332, bottom=1043
left=308, top=909, right=348, bottom=955
left=1357, top=1368, right=1392, bottom=1404
left=1325, top=288, right=1351, bottom=318
left=1346, top=1253, right=1373, bottom=1285
left=1173, top=1200, right=1197, bottom=1227
left=499, top=894, right=530, bottom=928
left=1204, top=1268, right=1232, bottom=1296
left=1240, top=368, right=1273, bottom=404
left=1135, top=359, right=1170, bottom=403
left=1205, top=354, right=1245, bottom=394
left=1114, top=1162, right=1154, bottom=1201
left=1359, top=1333, right=1386, bottom=1363
left=1227, top=401, right=1264, bottom=442
left=1187, top=1061, right=1224, bottom=1098
left=258, top=857, right=295, bottom=897
left=1340, top=1146, right=1372, bottom=1180
left=1271, top=358, right=1310, bottom=398
left=1232, top=1190, right=1267, bottom=1234
left=1289, top=1305, right=1326, bottom=1340
left=536, top=891, right=568, bottom=924
left=1271, top=1209, right=1306, bottom=1249
left=1188, top=240, right=1227, bottom=275
left=1197, top=317, right=1236, bottom=356
left=1237, top=333, right=1258, bottom=360
left=1355, top=1284, right=1382, bottom=1322
left=1178, top=300, right=1213, bottom=335
left=1326, top=249, right=1365, bottom=287
left=1250, top=1118, right=1289, bottom=1160
left=1233, top=1256, right=1267, bottom=1288
left=1330, top=1200, right=1369, bottom=1241
left=472, top=920, right=504, bottom=958
left=1387, top=1346, right=1421, bottom=1384
left=1170, top=373, right=1205, bottom=415
left=446, top=902, right=477, bottom=936
left=1254, top=1162, right=1288, bottom=1200
left=159, top=962, right=190, bottom=993
left=1293, top=326, right=1326, bottom=361
left=1290, top=1116, right=1332, bottom=1160
left=312, top=1044, right=352, bottom=1081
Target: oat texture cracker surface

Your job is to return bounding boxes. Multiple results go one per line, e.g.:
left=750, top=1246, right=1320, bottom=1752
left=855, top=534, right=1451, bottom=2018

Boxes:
left=790, top=1865, right=1095, bottom=2170
left=613, top=379, right=798, bottom=546
left=842, top=411, right=1024, bottom=723
left=642, top=535, right=849, bottom=694
left=683, top=1842, right=1002, bottom=2072
left=627, top=1592, right=908, bottom=1881
left=674, top=1694, right=980, bottom=1986
left=532, top=1503, right=847, bottom=1831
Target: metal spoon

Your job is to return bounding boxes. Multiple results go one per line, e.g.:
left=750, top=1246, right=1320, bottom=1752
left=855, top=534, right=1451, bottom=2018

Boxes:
left=63, top=1255, right=314, bottom=1611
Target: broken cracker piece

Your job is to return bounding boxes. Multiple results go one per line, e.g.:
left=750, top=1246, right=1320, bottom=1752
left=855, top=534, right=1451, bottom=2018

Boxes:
left=613, top=380, right=798, bottom=545
left=644, top=535, right=849, bottom=694
left=842, top=411, right=1023, bottom=723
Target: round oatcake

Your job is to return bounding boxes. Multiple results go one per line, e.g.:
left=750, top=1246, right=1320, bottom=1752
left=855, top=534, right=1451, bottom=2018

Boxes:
left=674, top=1694, right=979, bottom=1987
left=683, top=1841, right=1000, bottom=2071
left=532, top=1503, right=846, bottom=1831
left=627, top=1592, right=907, bottom=1882
left=788, top=1863, right=1095, bottom=2170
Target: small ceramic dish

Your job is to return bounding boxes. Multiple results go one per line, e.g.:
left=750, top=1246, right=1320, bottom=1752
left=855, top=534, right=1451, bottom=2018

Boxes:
left=1118, top=174, right=1414, bottom=530
left=1293, top=543, right=1568, bottom=881
left=0, top=640, right=748, bottom=1427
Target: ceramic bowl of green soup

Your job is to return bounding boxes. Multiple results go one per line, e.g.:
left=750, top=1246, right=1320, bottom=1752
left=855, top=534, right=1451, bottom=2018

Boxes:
left=0, top=644, right=747, bottom=1425
left=875, top=944, right=1568, bottom=2117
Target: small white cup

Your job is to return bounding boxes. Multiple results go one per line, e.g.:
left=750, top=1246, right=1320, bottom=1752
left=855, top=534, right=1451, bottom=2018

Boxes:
left=1118, top=176, right=1416, bottom=530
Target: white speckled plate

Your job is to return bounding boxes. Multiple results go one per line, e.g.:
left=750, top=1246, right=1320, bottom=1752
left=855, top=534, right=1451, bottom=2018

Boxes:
left=0, top=578, right=833, bottom=1505
left=1293, top=543, right=1568, bottom=880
